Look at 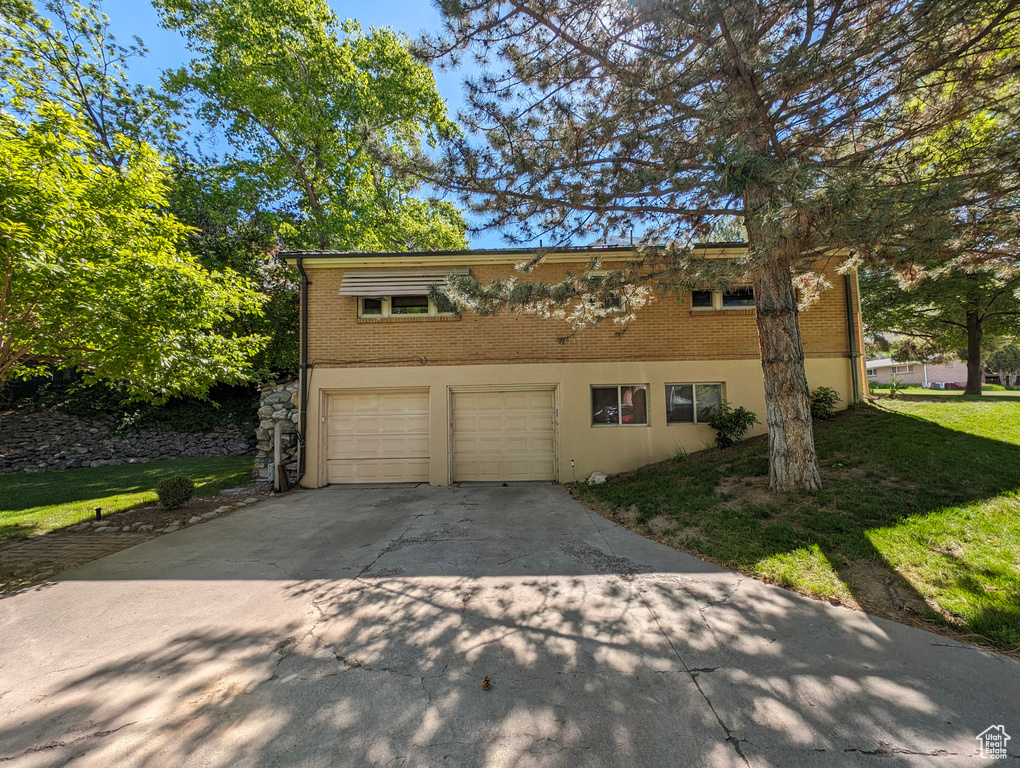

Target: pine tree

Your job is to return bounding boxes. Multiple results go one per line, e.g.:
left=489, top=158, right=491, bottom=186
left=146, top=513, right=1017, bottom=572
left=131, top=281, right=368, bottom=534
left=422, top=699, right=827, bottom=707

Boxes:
left=417, top=0, right=1019, bottom=491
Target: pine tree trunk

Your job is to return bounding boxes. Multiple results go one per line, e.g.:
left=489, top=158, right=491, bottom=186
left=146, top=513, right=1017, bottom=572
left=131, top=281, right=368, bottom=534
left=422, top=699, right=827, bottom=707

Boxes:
left=753, top=258, right=823, bottom=492
left=965, top=310, right=983, bottom=396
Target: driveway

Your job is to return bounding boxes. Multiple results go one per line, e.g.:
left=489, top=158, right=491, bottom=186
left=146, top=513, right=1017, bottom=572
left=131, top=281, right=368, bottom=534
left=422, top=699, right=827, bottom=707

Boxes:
left=0, top=484, right=1017, bottom=767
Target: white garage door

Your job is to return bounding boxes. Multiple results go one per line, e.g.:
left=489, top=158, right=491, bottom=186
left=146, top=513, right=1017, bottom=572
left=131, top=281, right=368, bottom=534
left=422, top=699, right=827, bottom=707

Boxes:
left=452, top=389, right=556, bottom=482
left=325, top=389, right=430, bottom=483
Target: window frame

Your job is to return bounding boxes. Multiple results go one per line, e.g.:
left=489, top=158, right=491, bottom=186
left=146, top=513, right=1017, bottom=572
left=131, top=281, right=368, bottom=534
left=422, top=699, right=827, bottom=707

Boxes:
left=358, top=295, right=457, bottom=319
left=690, top=287, right=755, bottom=311
left=590, top=384, right=649, bottom=427
left=890, top=365, right=914, bottom=374
left=664, top=382, right=724, bottom=425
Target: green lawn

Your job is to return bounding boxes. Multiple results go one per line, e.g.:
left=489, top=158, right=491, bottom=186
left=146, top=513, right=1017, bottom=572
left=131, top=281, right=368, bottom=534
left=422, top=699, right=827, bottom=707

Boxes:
left=578, top=397, right=1020, bottom=654
left=0, top=456, right=254, bottom=544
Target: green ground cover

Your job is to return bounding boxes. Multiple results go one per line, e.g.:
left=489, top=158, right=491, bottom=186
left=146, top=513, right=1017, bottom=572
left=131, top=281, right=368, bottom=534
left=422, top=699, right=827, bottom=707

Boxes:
left=578, top=397, right=1020, bottom=653
left=0, top=456, right=253, bottom=544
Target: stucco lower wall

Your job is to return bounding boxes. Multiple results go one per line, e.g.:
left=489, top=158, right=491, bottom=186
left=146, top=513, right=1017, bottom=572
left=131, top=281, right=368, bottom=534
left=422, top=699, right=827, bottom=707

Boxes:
left=300, top=357, right=852, bottom=488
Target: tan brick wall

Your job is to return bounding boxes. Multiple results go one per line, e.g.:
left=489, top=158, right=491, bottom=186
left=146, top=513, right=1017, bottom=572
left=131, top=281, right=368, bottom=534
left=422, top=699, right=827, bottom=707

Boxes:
left=304, top=259, right=854, bottom=369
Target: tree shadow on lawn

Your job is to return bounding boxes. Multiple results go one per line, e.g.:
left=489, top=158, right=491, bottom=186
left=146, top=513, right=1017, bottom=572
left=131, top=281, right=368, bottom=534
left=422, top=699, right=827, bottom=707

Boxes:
left=581, top=405, right=1020, bottom=653
left=1, top=571, right=1016, bottom=767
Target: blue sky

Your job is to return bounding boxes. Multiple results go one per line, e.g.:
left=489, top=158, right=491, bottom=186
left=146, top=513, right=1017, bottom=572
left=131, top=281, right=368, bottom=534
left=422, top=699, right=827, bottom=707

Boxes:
left=101, top=0, right=505, bottom=247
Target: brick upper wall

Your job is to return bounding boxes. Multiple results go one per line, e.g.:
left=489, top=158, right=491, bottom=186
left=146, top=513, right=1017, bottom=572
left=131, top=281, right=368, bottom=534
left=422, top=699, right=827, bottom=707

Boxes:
left=304, top=258, right=855, bottom=368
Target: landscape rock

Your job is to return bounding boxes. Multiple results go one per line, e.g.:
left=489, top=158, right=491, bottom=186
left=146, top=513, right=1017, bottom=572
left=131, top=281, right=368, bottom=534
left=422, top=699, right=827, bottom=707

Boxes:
left=201, top=511, right=218, bottom=519
left=188, top=516, right=203, bottom=524
left=0, top=407, right=253, bottom=475
left=138, top=525, right=154, bottom=532
left=587, top=472, right=607, bottom=485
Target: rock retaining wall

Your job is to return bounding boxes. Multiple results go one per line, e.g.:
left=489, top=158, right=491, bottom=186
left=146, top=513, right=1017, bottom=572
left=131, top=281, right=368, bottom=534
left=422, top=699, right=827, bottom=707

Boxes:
left=0, top=409, right=251, bottom=474
left=253, top=379, right=299, bottom=483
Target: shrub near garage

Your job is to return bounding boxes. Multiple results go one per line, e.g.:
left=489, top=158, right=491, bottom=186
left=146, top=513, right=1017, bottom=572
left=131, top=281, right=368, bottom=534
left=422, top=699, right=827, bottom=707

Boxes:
left=155, top=476, right=194, bottom=509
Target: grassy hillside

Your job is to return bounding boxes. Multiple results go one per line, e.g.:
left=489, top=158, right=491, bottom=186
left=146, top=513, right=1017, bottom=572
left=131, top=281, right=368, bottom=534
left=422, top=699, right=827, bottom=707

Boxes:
left=577, top=397, right=1020, bottom=654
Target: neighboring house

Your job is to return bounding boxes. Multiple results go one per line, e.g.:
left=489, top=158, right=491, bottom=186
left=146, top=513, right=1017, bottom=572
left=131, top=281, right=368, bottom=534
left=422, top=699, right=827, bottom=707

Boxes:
left=865, top=357, right=970, bottom=387
left=283, top=245, right=866, bottom=487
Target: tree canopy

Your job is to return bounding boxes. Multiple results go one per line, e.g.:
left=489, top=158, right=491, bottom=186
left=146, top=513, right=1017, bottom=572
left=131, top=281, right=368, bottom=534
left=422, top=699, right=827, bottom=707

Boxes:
left=861, top=267, right=1020, bottom=393
left=0, top=108, right=265, bottom=400
left=419, top=0, right=1020, bottom=490
left=157, top=0, right=469, bottom=251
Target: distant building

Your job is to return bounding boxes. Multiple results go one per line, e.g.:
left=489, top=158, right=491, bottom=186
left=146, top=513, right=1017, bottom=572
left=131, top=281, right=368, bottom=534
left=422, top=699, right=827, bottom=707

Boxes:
left=866, top=357, right=970, bottom=388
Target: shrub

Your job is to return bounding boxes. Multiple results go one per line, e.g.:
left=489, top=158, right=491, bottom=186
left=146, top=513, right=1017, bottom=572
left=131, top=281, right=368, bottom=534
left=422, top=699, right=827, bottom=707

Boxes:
left=810, top=386, right=840, bottom=420
left=703, top=401, right=760, bottom=448
left=155, top=476, right=194, bottom=509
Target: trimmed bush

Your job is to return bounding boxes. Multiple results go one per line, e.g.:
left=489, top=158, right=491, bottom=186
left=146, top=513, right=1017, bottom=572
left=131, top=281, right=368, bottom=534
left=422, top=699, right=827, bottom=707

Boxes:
left=703, top=401, right=760, bottom=448
left=155, top=475, right=194, bottom=509
left=811, top=386, right=840, bottom=420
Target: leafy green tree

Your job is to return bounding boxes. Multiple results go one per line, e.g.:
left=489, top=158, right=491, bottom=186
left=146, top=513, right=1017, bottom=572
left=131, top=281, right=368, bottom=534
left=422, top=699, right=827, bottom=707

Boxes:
left=0, top=108, right=265, bottom=400
left=156, top=0, right=468, bottom=251
left=167, top=161, right=299, bottom=376
left=987, top=344, right=1020, bottom=387
left=861, top=268, right=1020, bottom=394
left=0, top=0, right=178, bottom=167
left=419, top=0, right=1019, bottom=490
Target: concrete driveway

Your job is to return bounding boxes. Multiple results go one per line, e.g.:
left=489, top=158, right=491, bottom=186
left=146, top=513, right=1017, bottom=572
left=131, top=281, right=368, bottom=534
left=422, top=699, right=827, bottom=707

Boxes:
left=0, top=485, right=1017, bottom=767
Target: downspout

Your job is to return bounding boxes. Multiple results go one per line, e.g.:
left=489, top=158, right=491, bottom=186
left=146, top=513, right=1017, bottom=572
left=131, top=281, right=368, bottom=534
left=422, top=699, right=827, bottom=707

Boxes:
left=296, top=256, right=310, bottom=485
left=844, top=273, right=862, bottom=404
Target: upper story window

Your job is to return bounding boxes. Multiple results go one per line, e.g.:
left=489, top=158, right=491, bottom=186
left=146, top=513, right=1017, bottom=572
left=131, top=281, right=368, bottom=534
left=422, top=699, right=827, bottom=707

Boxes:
left=358, top=296, right=455, bottom=318
left=692, top=290, right=714, bottom=309
left=722, top=287, right=755, bottom=308
left=691, top=287, right=755, bottom=311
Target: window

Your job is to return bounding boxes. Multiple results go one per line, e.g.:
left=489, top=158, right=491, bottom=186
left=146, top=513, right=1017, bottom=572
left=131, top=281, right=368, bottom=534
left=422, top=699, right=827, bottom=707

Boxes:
left=591, top=385, right=648, bottom=425
left=391, top=296, right=429, bottom=315
left=691, top=290, right=714, bottom=309
left=891, top=365, right=914, bottom=374
left=666, top=383, right=723, bottom=424
left=867, top=368, right=877, bottom=377
left=358, top=296, right=456, bottom=318
left=690, top=288, right=755, bottom=310
left=721, top=287, right=755, bottom=308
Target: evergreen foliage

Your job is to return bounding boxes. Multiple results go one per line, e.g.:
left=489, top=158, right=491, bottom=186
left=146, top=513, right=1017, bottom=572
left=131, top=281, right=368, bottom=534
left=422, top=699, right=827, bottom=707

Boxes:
left=417, top=0, right=1020, bottom=490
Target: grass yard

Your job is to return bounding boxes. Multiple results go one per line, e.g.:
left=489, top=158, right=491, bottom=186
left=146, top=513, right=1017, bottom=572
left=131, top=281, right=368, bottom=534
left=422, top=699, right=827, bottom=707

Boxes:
left=0, top=456, right=254, bottom=544
left=577, top=396, right=1020, bottom=654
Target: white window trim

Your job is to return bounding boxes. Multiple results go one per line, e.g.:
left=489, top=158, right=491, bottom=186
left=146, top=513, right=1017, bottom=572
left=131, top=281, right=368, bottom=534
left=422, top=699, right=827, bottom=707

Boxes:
left=891, top=365, right=914, bottom=374
left=665, top=382, right=724, bottom=425
left=691, top=288, right=755, bottom=311
left=358, top=296, right=456, bottom=319
left=590, top=384, right=650, bottom=427
left=867, top=368, right=878, bottom=377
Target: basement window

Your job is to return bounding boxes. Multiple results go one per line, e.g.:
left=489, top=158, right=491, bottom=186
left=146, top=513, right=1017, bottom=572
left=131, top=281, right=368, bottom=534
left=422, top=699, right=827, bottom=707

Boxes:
left=591, top=385, right=648, bottom=426
left=665, top=383, right=723, bottom=424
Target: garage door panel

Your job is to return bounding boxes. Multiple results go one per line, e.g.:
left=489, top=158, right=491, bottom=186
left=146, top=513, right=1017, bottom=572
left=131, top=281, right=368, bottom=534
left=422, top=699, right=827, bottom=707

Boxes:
left=326, top=389, right=429, bottom=483
left=452, top=389, right=556, bottom=482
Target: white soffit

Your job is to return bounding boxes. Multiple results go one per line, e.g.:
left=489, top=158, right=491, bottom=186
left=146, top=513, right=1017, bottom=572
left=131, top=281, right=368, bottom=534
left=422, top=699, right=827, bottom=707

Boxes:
left=337, top=268, right=469, bottom=297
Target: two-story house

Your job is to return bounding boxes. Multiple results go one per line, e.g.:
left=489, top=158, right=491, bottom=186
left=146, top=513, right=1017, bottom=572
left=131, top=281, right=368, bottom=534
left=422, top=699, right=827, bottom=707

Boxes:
left=283, top=245, right=866, bottom=487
